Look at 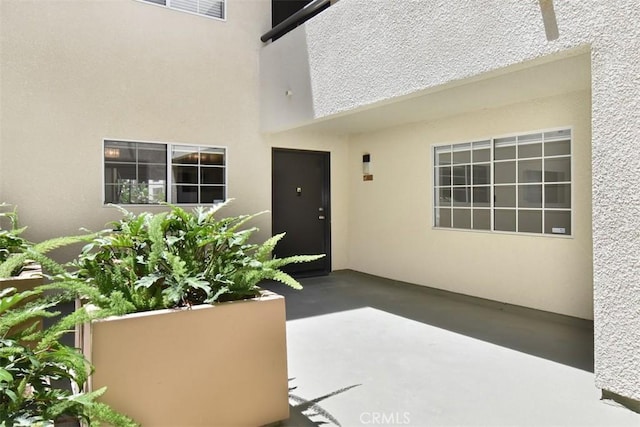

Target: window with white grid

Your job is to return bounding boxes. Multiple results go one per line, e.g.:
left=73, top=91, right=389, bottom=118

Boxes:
left=140, top=0, right=225, bottom=20
left=104, top=140, right=226, bottom=205
left=434, top=129, right=572, bottom=236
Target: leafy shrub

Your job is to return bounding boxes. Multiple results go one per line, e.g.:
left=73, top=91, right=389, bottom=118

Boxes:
left=74, top=202, right=323, bottom=313
left=0, top=205, right=30, bottom=272
left=0, top=287, right=136, bottom=427
left=0, top=204, right=93, bottom=278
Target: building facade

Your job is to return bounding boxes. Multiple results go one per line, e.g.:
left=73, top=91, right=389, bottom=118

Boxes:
left=1, top=0, right=638, bottom=409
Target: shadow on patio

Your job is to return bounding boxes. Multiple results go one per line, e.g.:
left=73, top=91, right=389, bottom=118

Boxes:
left=264, top=270, right=638, bottom=426
left=265, top=270, right=594, bottom=372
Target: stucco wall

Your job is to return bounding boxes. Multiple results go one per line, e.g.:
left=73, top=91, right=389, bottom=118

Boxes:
left=0, top=0, right=270, bottom=237
left=0, top=0, right=349, bottom=269
left=293, top=0, right=640, bottom=402
left=347, top=90, right=592, bottom=320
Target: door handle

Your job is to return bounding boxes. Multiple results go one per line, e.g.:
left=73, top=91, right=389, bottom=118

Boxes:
left=319, top=215, right=325, bottom=220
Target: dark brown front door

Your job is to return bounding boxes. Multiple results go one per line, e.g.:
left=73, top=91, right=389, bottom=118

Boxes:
left=272, top=148, right=331, bottom=276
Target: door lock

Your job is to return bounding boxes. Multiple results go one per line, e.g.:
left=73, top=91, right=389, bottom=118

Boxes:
left=319, top=215, right=326, bottom=220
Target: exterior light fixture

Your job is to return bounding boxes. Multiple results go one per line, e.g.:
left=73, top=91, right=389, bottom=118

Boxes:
left=363, top=153, right=373, bottom=181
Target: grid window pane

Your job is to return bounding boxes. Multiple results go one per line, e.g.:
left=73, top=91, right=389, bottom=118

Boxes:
left=494, top=161, right=516, bottom=184
left=519, top=210, right=542, bottom=233
left=545, top=139, right=571, bottom=156
left=452, top=143, right=471, bottom=161
left=519, top=184, right=542, bottom=208
left=452, top=187, right=471, bottom=207
left=472, top=186, right=490, bottom=207
left=519, top=159, right=542, bottom=183
left=473, top=149, right=490, bottom=163
left=473, top=209, right=491, bottom=230
left=545, top=211, right=571, bottom=235
left=545, top=158, right=571, bottom=182
left=435, top=146, right=452, bottom=166
left=138, top=146, right=167, bottom=163
left=494, top=137, right=516, bottom=160
left=173, top=185, right=198, bottom=204
left=518, top=143, right=542, bottom=159
left=437, top=188, right=452, bottom=207
left=173, top=166, right=198, bottom=184
left=436, top=208, right=452, bottom=228
left=452, top=149, right=471, bottom=165
left=518, top=133, right=542, bottom=144
left=201, top=149, right=225, bottom=165
left=472, top=140, right=491, bottom=162
left=105, top=164, right=136, bottom=181
left=495, top=209, right=516, bottom=232
left=436, top=167, right=452, bottom=186
left=545, top=184, right=571, bottom=208
left=139, top=164, right=167, bottom=182
left=104, top=142, right=136, bottom=162
left=200, top=186, right=225, bottom=203
left=452, top=209, right=471, bottom=229
left=172, top=147, right=199, bottom=164
left=472, top=164, right=490, bottom=185
left=201, top=167, right=224, bottom=185
left=544, top=129, right=571, bottom=141
left=495, top=185, right=516, bottom=208
left=452, top=165, right=471, bottom=185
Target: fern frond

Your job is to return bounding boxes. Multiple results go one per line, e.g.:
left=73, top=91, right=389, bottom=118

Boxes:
left=31, top=234, right=96, bottom=254
left=255, top=233, right=285, bottom=261
left=268, top=270, right=303, bottom=290
left=147, top=212, right=168, bottom=271
left=227, top=211, right=268, bottom=232
left=266, top=254, right=325, bottom=270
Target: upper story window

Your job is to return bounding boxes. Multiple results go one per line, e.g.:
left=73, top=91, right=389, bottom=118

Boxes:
left=104, top=140, right=226, bottom=205
left=141, top=0, right=225, bottom=20
left=433, top=129, right=572, bottom=236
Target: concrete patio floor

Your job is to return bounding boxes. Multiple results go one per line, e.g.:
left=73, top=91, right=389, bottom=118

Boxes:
left=264, top=270, right=639, bottom=427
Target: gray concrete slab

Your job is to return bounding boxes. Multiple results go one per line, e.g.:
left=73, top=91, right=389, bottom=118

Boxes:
left=264, top=270, right=639, bottom=427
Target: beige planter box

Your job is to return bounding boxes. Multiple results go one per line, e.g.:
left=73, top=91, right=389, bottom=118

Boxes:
left=80, top=291, right=289, bottom=427
left=0, top=264, right=43, bottom=293
left=0, top=266, right=44, bottom=336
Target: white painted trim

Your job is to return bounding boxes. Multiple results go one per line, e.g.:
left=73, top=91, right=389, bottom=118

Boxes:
left=133, top=0, right=227, bottom=22
left=430, top=126, right=574, bottom=238
left=102, top=138, right=228, bottom=207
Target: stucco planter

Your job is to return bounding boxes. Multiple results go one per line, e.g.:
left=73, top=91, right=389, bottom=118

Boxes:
left=79, top=291, right=289, bottom=427
left=0, top=263, right=43, bottom=293
left=0, top=265, right=44, bottom=335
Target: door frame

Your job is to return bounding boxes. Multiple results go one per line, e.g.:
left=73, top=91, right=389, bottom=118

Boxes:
left=271, top=148, right=331, bottom=276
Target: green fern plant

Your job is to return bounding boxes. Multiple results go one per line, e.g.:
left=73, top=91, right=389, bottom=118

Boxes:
left=0, top=205, right=30, bottom=273
left=0, top=286, right=137, bottom=426
left=74, top=202, right=324, bottom=312
left=0, top=204, right=94, bottom=278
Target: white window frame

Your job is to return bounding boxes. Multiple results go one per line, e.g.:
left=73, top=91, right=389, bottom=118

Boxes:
left=135, top=0, right=226, bottom=21
left=432, top=127, right=573, bottom=237
left=103, top=139, right=228, bottom=206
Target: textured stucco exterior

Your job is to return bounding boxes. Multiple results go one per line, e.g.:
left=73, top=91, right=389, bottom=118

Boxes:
left=0, top=0, right=272, bottom=236
left=347, top=90, right=593, bottom=320
left=261, top=0, right=640, bottom=404
left=1, top=0, right=639, bottom=407
left=0, top=0, right=349, bottom=270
